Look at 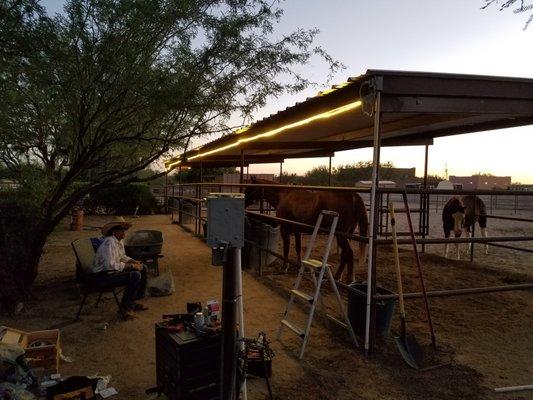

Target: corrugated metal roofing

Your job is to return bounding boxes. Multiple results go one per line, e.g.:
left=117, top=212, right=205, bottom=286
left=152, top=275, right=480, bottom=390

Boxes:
left=165, top=69, right=533, bottom=169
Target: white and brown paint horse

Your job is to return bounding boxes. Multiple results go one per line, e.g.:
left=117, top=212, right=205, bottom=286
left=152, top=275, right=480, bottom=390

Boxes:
left=244, top=177, right=368, bottom=283
left=442, top=195, right=488, bottom=259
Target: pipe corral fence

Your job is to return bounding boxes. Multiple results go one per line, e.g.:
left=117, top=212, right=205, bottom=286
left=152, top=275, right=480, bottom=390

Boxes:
left=164, top=182, right=533, bottom=353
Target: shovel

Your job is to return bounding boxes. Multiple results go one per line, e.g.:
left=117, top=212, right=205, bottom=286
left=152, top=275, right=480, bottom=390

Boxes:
left=389, top=202, right=423, bottom=369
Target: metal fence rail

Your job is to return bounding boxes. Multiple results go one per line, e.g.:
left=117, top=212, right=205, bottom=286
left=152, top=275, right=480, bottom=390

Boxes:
left=165, top=181, right=533, bottom=355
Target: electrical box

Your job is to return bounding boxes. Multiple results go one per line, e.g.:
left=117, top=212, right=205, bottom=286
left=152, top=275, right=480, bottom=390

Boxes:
left=206, top=193, right=245, bottom=249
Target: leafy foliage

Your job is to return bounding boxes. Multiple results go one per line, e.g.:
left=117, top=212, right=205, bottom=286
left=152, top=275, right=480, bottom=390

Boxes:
left=84, top=183, right=158, bottom=215
left=298, top=162, right=416, bottom=186
left=0, top=0, right=340, bottom=302
left=178, top=166, right=238, bottom=183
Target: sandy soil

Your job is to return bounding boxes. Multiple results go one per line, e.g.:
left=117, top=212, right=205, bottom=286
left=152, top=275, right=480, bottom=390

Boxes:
left=1, top=213, right=532, bottom=400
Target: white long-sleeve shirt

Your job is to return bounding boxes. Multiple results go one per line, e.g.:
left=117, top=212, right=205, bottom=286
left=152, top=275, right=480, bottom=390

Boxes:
left=92, top=236, right=134, bottom=273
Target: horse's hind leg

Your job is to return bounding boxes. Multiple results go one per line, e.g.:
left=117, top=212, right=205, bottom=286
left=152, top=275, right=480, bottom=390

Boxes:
left=295, top=231, right=302, bottom=265
left=463, top=226, right=472, bottom=256
left=337, top=237, right=354, bottom=283
left=281, top=226, right=291, bottom=272
left=443, top=230, right=452, bottom=259
left=358, top=238, right=367, bottom=271
left=478, top=216, right=489, bottom=254
left=334, top=237, right=346, bottom=281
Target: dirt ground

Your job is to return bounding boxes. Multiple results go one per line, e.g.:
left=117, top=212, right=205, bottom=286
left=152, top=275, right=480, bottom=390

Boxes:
left=1, top=212, right=532, bottom=400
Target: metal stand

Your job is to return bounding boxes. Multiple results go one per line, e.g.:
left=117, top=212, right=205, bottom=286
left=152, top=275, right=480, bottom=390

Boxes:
left=221, top=247, right=239, bottom=400
left=206, top=193, right=247, bottom=400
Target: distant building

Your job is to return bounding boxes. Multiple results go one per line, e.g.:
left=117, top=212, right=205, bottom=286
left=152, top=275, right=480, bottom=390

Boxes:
left=449, top=175, right=511, bottom=190
left=511, top=184, right=533, bottom=191
left=356, top=180, right=397, bottom=188
left=436, top=180, right=462, bottom=190
left=380, top=167, right=416, bottom=187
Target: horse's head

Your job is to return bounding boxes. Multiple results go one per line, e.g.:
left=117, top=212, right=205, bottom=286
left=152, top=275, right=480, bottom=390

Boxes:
left=452, top=205, right=466, bottom=237
left=244, top=176, right=263, bottom=208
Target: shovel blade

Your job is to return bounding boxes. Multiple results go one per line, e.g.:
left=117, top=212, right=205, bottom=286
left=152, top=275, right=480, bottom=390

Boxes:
left=395, top=334, right=423, bottom=369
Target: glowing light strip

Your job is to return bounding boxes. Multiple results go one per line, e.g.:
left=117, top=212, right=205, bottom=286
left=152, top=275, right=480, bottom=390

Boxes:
left=165, top=159, right=181, bottom=170
left=185, top=100, right=362, bottom=162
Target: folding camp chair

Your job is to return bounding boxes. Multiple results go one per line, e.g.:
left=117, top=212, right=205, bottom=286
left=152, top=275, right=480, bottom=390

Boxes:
left=71, top=238, right=126, bottom=321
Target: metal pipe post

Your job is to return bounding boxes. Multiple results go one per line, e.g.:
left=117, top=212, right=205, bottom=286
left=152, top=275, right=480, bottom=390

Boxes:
left=364, top=89, right=382, bottom=356
left=221, top=247, right=239, bottom=400
left=240, top=150, right=244, bottom=192
left=195, top=184, right=200, bottom=235
left=171, top=185, right=175, bottom=221
left=421, top=144, right=429, bottom=252
left=328, top=156, right=332, bottom=186
left=235, top=249, right=247, bottom=400
left=279, top=162, right=283, bottom=183
left=164, top=173, right=169, bottom=214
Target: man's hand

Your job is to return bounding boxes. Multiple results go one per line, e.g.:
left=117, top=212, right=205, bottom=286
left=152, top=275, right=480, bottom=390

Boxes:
left=126, top=260, right=143, bottom=271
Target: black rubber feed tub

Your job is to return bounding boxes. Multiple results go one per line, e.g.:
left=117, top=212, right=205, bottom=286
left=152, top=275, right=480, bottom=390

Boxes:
left=124, top=230, right=163, bottom=259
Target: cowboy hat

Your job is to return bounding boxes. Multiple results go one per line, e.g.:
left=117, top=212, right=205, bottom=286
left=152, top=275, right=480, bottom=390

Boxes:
left=101, top=217, right=131, bottom=236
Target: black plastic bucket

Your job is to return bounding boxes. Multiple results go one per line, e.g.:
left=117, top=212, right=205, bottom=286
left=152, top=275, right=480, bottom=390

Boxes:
left=347, top=283, right=395, bottom=337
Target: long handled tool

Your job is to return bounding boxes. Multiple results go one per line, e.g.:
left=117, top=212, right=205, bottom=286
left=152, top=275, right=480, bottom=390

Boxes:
left=401, top=192, right=437, bottom=349
left=389, top=202, right=423, bottom=369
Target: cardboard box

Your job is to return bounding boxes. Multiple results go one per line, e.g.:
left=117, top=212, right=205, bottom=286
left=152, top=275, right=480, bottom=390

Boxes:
left=1, top=326, right=60, bottom=374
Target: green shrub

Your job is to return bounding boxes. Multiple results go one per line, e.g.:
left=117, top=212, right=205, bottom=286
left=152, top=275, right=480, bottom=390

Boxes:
left=84, top=183, right=158, bottom=215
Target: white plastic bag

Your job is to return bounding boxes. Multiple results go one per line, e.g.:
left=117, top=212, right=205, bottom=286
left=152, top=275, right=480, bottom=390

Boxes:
left=147, top=271, right=175, bottom=297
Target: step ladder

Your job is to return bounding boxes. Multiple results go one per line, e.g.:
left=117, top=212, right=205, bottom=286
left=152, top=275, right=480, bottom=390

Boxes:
left=277, top=210, right=359, bottom=359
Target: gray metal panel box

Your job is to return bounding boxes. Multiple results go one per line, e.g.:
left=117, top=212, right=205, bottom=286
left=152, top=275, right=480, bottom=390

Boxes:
left=206, top=194, right=245, bottom=248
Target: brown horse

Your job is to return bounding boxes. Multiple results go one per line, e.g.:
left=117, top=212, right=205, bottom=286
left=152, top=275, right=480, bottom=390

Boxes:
left=244, top=177, right=368, bottom=282
left=442, top=195, right=488, bottom=259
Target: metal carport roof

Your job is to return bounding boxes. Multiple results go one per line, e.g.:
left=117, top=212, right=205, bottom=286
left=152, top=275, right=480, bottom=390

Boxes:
left=164, top=69, right=533, bottom=169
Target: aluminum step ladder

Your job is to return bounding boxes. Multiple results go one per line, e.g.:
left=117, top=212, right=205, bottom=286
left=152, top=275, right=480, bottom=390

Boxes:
left=276, top=210, right=359, bottom=359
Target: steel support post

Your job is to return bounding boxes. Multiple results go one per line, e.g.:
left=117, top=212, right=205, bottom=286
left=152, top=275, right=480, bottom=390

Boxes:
left=195, top=184, right=200, bottom=236
left=164, top=173, right=169, bottom=214
left=364, top=90, right=382, bottom=356
left=221, top=247, right=239, bottom=400
left=240, top=150, right=244, bottom=192
left=279, top=162, right=283, bottom=183
left=328, top=156, right=332, bottom=186
left=171, top=185, right=175, bottom=221
left=421, top=144, right=429, bottom=252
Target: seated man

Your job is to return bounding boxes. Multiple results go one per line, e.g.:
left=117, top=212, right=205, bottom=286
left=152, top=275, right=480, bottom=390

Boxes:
left=91, top=217, right=148, bottom=319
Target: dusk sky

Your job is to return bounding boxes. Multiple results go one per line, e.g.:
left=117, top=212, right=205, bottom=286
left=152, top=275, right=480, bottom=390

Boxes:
left=42, top=1, right=533, bottom=183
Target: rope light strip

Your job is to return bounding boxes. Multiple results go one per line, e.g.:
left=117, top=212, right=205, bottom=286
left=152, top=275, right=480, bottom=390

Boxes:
left=166, top=100, right=362, bottom=169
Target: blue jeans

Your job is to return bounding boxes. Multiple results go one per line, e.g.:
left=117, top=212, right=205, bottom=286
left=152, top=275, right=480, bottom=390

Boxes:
left=91, top=266, right=146, bottom=309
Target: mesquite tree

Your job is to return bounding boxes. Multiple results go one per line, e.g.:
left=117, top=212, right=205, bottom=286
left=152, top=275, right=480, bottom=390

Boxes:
left=0, top=0, right=341, bottom=308
left=482, top=0, right=533, bottom=29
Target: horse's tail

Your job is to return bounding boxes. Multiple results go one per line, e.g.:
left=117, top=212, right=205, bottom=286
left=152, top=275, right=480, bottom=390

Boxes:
left=353, top=193, right=369, bottom=266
